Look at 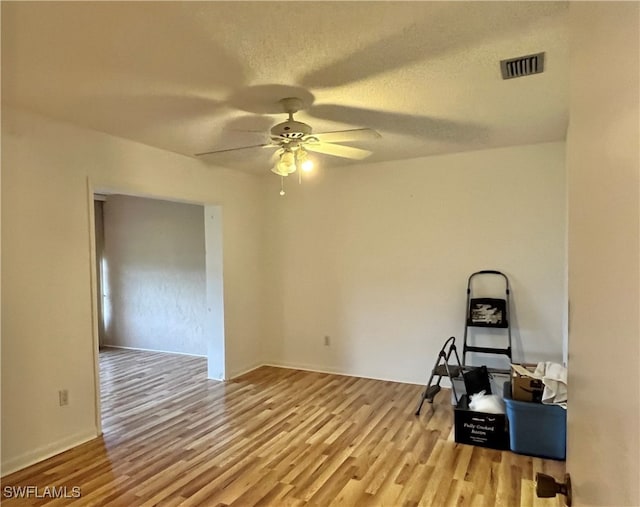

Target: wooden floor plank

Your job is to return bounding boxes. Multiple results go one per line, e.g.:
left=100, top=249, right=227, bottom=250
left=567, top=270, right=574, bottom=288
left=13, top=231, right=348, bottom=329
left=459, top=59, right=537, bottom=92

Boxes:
left=1, top=348, right=565, bottom=506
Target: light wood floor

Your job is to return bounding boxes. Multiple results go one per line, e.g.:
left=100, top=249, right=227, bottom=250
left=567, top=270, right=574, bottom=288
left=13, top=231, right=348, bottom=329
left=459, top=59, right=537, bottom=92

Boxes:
left=2, top=348, right=565, bottom=506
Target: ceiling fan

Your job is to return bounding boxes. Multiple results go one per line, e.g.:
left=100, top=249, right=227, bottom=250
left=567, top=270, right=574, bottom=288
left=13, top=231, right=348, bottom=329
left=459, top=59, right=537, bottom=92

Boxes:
left=195, top=97, right=381, bottom=187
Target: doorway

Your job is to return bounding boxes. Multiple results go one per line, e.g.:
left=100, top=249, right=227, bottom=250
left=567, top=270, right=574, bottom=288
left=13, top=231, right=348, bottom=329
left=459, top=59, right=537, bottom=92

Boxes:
left=90, top=191, right=226, bottom=432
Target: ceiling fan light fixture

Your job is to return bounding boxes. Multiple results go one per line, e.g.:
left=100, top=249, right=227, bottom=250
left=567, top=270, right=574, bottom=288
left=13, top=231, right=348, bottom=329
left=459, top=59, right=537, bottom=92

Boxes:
left=272, top=149, right=297, bottom=176
left=280, top=150, right=295, bottom=167
left=195, top=97, right=381, bottom=196
left=295, top=147, right=314, bottom=172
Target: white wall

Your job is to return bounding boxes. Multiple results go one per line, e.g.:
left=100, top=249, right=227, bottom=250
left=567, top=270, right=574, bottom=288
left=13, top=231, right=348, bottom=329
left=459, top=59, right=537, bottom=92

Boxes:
left=102, top=195, right=207, bottom=356
left=1, top=107, right=266, bottom=475
left=567, top=3, right=639, bottom=506
left=264, top=142, right=567, bottom=384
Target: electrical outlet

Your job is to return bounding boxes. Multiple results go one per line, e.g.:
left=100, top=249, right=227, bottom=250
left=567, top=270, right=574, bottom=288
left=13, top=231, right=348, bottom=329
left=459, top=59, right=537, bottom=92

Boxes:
left=324, top=335, right=330, bottom=346
left=59, top=389, right=69, bottom=406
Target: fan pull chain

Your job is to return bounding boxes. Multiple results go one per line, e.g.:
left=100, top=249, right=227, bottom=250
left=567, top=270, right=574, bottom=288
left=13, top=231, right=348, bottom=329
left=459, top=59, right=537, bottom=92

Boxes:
left=280, top=176, right=285, bottom=196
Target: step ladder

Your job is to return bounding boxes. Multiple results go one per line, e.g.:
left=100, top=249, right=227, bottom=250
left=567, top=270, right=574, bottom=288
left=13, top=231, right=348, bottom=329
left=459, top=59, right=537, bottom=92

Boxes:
left=415, top=336, right=464, bottom=415
left=462, top=270, right=513, bottom=366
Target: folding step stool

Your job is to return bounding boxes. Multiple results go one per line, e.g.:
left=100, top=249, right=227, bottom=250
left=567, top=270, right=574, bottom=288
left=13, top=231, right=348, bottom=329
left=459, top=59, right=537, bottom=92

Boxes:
left=415, top=336, right=464, bottom=415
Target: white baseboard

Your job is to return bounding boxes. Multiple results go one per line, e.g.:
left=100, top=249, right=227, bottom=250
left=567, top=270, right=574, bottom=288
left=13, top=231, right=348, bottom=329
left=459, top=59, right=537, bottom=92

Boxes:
left=103, top=348, right=423, bottom=386
left=264, top=361, right=422, bottom=386
left=101, top=345, right=207, bottom=358
left=226, top=362, right=264, bottom=380
left=1, top=429, right=98, bottom=477
left=107, top=346, right=428, bottom=387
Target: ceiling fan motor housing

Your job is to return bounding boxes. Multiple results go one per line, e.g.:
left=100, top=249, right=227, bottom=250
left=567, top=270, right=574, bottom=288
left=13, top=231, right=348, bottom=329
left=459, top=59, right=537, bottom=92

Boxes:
left=271, top=120, right=312, bottom=139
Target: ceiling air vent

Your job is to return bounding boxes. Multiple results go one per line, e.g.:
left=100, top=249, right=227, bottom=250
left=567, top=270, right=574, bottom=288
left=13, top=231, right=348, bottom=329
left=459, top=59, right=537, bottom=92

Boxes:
left=500, top=52, right=545, bottom=80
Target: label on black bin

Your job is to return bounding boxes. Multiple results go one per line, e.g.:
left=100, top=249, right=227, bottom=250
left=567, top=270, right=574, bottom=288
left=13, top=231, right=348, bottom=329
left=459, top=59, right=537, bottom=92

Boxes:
left=464, top=419, right=499, bottom=443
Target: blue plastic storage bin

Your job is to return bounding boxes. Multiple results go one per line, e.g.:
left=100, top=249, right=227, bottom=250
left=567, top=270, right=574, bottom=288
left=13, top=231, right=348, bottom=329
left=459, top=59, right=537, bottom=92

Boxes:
left=503, top=381, right=566, bottom=460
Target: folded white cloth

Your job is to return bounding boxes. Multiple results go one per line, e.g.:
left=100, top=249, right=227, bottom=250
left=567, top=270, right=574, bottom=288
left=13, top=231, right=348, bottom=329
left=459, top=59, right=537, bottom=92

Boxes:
left=469, top=390, right=506, bottom=414
left=534, top=361, right=567, bottom=409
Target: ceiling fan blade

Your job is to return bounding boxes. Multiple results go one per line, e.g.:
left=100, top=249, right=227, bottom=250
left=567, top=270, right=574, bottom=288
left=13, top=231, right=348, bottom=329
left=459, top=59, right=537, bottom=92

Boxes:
left=310, top=128, right=381, bottom=144
left=304, top=142, right=372, bottom=160
left=195, top=143, right=275, bottom=156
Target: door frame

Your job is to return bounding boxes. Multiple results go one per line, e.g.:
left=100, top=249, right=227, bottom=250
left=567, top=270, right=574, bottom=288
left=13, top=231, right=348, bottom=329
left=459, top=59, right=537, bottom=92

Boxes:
left=85, top=179, right=227, bottom=435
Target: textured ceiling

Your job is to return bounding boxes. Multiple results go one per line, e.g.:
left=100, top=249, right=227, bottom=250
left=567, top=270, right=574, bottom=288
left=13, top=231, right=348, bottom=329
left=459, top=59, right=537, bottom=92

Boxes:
left=2, top=1, right=569, bottom=174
